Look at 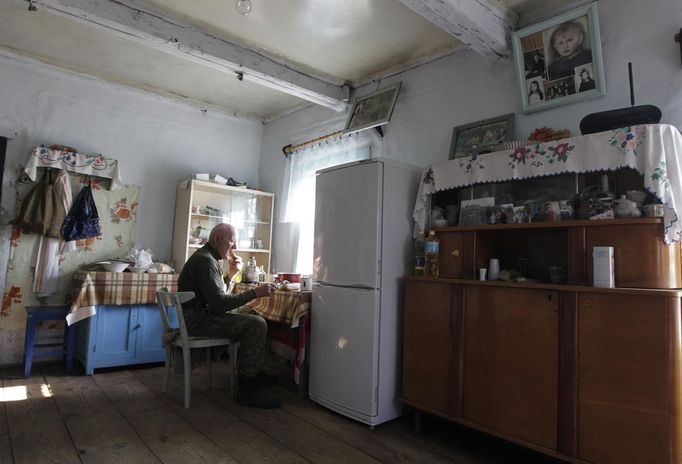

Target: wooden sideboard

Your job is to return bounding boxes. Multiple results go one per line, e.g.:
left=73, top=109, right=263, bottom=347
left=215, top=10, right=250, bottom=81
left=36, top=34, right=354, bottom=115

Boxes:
left=403, top=219, right=682, bottom=463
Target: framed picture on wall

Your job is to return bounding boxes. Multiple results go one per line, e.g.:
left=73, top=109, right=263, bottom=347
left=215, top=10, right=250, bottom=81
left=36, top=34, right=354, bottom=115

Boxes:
left=448, top=113, right=514, bottom=159
left=511, top=2, right=605, bottom=113
left=343, top=83, right=402, bottom=135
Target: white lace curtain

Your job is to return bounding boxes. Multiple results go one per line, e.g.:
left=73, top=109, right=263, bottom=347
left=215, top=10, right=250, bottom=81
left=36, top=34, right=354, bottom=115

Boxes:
left=281, top=133, right=371, bottom=274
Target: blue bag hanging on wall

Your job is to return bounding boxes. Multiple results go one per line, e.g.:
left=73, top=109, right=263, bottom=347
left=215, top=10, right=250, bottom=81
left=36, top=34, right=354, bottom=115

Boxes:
left=61, top=179, right=101, bottom=241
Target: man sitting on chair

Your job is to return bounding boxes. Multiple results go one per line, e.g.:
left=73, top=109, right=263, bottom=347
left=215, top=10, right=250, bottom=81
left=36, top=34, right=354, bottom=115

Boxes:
left=178, top=223, right=279, bottom=408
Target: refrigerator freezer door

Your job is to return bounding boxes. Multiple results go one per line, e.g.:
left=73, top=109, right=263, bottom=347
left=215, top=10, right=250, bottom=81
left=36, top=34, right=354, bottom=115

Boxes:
left=313, top=161, right=382, bottom=288
left=310, top=284, right=380, bottom=419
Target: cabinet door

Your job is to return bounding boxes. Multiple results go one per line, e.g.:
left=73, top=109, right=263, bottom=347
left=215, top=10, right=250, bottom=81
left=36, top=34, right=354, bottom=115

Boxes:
left=134, top=304, right=169, bottom=362
left=403, top=281, right=454, bottom=414
left=578, top=293, right=676, bottom=464
left=585, top=224, right=681, bottom=288
left=439, top=232, right=474, bottom=278
left=463, top=286, right=559, bottom=450
left=93, top=305, right=137, bottom=364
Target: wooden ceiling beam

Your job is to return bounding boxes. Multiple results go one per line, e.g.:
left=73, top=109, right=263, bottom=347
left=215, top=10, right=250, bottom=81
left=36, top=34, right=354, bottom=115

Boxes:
left=395, top=0, right=518, bottom=60
left=27, top=0, right=348, bottom=111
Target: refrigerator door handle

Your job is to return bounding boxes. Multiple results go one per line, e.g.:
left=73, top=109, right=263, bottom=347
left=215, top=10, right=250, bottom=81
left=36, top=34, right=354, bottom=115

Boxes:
left=315, top=281, right=377, bottom=290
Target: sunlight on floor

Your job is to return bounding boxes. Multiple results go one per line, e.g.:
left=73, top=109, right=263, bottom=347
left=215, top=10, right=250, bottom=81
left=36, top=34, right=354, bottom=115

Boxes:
left=0, top=384, right=53, bottom=402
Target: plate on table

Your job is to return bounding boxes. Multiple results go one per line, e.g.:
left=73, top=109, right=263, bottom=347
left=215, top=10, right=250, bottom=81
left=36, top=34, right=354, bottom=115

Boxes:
left=127, top=267, right=147, bottom=273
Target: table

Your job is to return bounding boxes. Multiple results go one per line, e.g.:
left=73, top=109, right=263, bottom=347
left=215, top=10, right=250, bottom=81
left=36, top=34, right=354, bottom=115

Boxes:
left=233, top=282, right=311, bottom=396
left=68, top=270, right=179, bottom=325
left=69, top=271, right=179, bottom=374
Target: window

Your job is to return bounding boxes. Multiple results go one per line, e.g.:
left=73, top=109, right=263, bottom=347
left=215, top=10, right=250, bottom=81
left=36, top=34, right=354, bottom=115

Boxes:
left=281, top=135, right=370, bottom=274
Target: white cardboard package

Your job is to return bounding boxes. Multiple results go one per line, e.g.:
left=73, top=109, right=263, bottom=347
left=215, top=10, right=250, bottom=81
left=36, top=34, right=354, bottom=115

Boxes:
left=593, top=246, right=615, bottom=288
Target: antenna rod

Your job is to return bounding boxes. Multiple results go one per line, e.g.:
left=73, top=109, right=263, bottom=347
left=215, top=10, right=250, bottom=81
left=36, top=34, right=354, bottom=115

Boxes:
left=628, top=62, right=635, bottom=106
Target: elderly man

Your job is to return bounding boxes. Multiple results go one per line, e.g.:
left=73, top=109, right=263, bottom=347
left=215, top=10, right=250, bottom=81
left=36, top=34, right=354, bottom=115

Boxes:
left=178, top=223, right=279, bottom=408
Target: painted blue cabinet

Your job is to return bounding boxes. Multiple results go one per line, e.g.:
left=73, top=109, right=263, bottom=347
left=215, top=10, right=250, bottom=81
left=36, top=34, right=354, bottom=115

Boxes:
left=75, top=304, right=176, bottom=375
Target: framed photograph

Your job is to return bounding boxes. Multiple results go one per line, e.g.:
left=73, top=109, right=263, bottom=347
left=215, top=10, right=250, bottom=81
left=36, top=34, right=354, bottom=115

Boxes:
left=448, top=113, right=514, bottom=160
left=511, top=2, right=605, bottom=113
left=459, top=197, right=495, bottom=226
left=343, top=82, right=402, bottom=135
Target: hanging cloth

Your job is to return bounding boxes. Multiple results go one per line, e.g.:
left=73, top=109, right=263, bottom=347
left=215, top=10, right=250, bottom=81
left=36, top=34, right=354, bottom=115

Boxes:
left=61, top=179, right=101, bottom=241
left=33, top=170, right=76, bottom=297
left=13, top=170, right=52, bottom=235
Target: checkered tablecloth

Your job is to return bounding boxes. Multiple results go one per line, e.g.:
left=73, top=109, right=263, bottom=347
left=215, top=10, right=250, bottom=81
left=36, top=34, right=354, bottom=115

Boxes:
left=67, top=270, right=178, bottom=325
left=233, top=283, right=311, bottom=327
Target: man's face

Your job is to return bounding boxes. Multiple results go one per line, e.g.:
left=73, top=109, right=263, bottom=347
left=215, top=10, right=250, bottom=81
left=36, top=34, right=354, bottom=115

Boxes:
left=581, top=71, right=590, bottom=81
left=216, top=229, right=237, bottom=260
left=553, top=29, right=583, bottom=57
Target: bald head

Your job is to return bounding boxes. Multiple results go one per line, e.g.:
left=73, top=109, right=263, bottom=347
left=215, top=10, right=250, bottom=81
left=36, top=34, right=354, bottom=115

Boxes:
left=209, top=223, right=237, bottom=259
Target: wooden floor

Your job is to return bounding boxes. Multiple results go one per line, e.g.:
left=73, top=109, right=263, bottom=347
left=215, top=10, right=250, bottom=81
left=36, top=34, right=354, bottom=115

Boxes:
left=0, top=360, right=561, bottom=464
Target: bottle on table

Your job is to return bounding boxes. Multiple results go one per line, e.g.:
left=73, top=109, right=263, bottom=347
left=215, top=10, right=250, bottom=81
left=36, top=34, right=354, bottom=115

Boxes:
left=424, top=230, right=440, bottom=278
left=414, top=233, right=425, bottom=276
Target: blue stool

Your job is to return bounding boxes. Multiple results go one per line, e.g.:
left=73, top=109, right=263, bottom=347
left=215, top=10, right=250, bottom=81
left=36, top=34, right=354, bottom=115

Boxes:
left=23, top=305, right=76, bottom=378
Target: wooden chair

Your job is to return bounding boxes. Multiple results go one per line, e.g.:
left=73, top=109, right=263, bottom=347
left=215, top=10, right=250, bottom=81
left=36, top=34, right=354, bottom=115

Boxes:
left=156, top=288, right=239, bottom=408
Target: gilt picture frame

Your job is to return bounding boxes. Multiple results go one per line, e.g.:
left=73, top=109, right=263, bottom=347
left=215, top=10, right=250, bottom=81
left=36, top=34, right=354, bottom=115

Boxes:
left=511, top=2, right=605, bottom=113
left=448, top=113, right=514, bottom=160
left=343, top=83, right=402, bottom=135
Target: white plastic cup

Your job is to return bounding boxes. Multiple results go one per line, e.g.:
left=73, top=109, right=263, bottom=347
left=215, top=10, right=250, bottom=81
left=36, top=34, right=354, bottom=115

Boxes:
left=479, top=268, right=487, bottom=281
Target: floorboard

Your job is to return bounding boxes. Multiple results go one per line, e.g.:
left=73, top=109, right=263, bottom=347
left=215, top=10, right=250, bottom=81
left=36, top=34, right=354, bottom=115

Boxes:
left=42, top=364, right=161, bottom=464
left=0, top=369, right=15, bottom=464
left=91, top=369, right=237, bottom=464
left=0, top=362, right=562, bottom=464
left=3, top=366, right=80, bottom=464
left=132, top=364, right=308, bottom=464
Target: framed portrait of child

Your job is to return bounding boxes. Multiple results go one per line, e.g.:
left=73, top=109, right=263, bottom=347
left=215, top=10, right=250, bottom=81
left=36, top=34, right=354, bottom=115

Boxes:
left=511, top=2, right=605, bottom=113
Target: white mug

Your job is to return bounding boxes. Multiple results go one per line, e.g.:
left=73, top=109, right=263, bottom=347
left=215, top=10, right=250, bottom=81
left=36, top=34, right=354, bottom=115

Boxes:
left=301, top=275, right=313, bottom=291
left=488, top=258, right=500, bottom=281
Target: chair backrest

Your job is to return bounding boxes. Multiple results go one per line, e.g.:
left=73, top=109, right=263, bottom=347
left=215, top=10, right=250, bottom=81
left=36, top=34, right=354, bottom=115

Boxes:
left=156, top=287, right=195, bottom=346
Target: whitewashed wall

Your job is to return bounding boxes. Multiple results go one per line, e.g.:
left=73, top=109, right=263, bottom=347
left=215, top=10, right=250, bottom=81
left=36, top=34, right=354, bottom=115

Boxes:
left=0, top=54, right=263, bottom=364
left=260, top=0, right=682, bottom=272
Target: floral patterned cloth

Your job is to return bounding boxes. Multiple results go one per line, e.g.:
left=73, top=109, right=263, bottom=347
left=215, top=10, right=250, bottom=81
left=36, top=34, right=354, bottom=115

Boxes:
left=414, top=124, right=682, bottom=244
left=24, top=147, right=123, bottom=189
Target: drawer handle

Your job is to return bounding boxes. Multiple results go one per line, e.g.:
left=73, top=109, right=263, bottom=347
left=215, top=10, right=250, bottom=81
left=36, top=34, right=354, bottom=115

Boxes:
left=451, top=250, right=460, bottom=257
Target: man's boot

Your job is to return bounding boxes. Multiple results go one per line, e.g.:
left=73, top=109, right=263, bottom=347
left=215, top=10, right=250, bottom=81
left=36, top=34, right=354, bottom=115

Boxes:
left=236, top=375, right=280, bottom=409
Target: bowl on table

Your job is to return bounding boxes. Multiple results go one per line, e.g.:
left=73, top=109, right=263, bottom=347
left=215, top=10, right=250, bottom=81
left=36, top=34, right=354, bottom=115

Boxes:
left=100, top=261, right=129, bottom=273
left=276, top=272, right=301, bottom=283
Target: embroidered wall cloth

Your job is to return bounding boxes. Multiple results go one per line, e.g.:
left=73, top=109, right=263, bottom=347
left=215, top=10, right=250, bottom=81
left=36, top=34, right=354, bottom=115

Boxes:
left=414, top=124, right=682, bottom=244
left=24, top=147, right=123, bottom=189
left=1, top=178, right=140, bottom=330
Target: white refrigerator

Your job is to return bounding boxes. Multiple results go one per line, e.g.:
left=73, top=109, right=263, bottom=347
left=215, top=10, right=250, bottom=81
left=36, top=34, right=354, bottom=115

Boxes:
left=309, top=157, right=420, bottom=426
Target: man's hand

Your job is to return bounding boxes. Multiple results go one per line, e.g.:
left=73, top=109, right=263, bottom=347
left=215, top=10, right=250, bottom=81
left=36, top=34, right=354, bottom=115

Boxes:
left=254, top=283, right=277, bottom=298
left=228, top=249, right=242, bottom=276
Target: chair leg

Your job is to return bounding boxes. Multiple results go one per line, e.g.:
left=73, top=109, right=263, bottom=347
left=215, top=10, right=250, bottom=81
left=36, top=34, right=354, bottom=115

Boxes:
left=23, top=315, right=36, bottom=379
left=229, top=342, right=239, bottom=399
left=162, top=347, right=171, bottom=394
left=183, top=347, right=191, bottom=408
left=206, top=346, right=212, bottom=389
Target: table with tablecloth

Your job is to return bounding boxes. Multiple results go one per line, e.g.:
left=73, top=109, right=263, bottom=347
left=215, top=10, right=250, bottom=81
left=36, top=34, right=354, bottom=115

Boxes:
left=67, top=270, right=178, bottom=325
left=233, top=282, right=311, bottom=396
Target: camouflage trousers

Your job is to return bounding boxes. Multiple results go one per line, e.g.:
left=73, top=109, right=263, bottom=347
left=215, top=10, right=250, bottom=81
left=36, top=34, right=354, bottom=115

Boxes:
left=187, top=306, right=266, bottom=378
